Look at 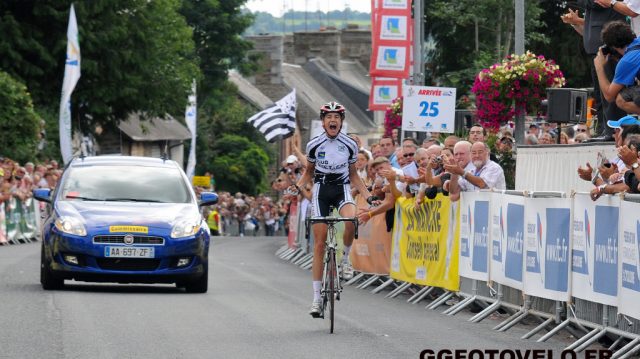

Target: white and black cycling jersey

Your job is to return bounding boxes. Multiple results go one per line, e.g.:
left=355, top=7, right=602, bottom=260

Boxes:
left=306, top=132, right=358, bottom=185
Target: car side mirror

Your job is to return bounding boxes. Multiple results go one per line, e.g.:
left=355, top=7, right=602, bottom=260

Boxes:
left=33, top=188, right=52, bottom=203
left=199, top=192, right=218, bottom=207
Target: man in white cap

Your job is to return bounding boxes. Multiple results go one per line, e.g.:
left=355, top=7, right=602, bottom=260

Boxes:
left=284, top=154, right=301, bottom=176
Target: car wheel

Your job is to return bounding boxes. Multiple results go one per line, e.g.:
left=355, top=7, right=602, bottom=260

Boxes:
left=41, top=243, right=64, bottom=290
left=185, top=268, right=208, bottom=293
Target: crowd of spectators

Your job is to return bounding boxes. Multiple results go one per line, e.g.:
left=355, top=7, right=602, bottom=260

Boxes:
left=577, top=115, right=640, bottom=201
left=277, top=127, right=510, bottom=231
left=0, top=156, right=287, bottom=239
left=203, top=191, right=290, bottom=237
left=0, top=158, right=62, bottom=205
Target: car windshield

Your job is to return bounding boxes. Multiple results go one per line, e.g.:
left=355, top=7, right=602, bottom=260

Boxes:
left=59, top=165, right=192, bottom=203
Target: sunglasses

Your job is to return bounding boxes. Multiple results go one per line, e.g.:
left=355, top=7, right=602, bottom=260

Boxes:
left=576, top=128, right=587, bottom=132
left=403, top=152, right=415, bottom=158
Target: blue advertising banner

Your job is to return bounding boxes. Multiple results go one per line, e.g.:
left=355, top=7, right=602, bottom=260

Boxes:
left=618, top=200, right=640, bottom=320
left=544, top=208, right=570, bottom=292
left=472, top=200, right=489, bottom=273
left=593, top=205, right=619, bottom=296
left=505, top=203, right=525, bottom=283
left=489, top=193, right=525, bottom=290
left=572, top=194, right=619, bottom=306
left=459, top=192, right=491, bottom=281
left=524, top=197, right=571, bottom=301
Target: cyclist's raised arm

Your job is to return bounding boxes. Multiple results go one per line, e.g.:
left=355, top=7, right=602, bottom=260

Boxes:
left=291, top=135, right=308, bottom=168
left=295, top=160, right=315, bottom=191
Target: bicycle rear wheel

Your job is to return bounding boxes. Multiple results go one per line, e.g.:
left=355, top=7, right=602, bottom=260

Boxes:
left=327, top=249, right=336, bottom=333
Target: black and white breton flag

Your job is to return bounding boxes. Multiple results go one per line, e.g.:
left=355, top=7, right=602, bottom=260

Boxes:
left=247, top=89, right=296, bottom=143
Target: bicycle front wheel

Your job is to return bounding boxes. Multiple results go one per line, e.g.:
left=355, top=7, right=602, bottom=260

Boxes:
left=327, top=249, right=336, bottom=334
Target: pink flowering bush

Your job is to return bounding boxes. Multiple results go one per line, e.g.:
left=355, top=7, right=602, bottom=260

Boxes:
left=471, top=51, right=566, bottom=130
left=384, top=96, right=402, bottom=136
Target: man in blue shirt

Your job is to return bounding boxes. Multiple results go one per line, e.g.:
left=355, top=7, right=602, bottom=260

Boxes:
left=595, top=21, right=640, bottom=115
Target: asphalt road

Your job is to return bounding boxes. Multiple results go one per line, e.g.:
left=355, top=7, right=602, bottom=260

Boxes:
left=0, top=236, right=576, bottom=359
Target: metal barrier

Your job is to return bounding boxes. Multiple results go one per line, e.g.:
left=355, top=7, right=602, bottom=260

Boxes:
left=275, top=190, right=640, bottom=356
left=0, top=197, right=41, bottom=246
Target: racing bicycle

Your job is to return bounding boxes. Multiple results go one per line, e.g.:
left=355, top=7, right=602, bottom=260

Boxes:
left=305, top=212, right=358, bottom=333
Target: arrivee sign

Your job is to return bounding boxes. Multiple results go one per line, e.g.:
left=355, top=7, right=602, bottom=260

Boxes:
left=402, top=85, right=456, bottom=134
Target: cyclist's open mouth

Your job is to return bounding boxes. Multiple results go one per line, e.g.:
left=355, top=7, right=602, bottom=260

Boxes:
left=329, top=124, right=338, bottom=130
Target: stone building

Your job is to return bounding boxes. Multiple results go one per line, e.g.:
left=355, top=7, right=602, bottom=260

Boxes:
left=239, top=25, right=381, bottom=159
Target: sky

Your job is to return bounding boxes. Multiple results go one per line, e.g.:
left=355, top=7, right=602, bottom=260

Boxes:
left=244, top=0, right=371, bottom=17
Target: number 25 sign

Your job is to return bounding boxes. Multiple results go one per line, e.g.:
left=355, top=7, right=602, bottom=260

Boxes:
left=402, top=86, right=456, bottom=134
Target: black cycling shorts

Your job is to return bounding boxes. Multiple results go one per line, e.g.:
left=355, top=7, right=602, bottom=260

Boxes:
left=311, top=183, right=354, bottom=217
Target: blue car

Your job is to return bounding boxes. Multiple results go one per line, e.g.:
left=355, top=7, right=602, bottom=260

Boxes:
left=33, top=156, right=218, bottom=293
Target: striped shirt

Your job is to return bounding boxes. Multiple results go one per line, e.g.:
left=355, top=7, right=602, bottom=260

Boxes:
left=306, top=132, right=358, bottom=184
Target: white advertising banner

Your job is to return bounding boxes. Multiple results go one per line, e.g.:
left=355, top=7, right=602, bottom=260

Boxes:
left=459, top=192, right=492, bottom=281
left=402, top=86, right=456, bottom=134
left=618, top=200, right=640, bottom=320
left=489, top=193, right=525, bottom=290
left=572, top=193, right=620, bottom=306
left=523, top=197, right=572, bottom=301
left=59, top=5, right=81, bottom=164
left=185, top=81, right=197, bottom=180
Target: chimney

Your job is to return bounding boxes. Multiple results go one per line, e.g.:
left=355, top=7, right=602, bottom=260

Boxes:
left=245, top=34, right=284, bottom=85
left=293, top=30, right=341, bottom=70
left=340, top=27, right=372, bottom=69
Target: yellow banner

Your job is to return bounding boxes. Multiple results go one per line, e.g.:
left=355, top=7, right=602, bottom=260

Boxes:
left=192, top=176, right=211, bottom=187
left=109, top=225, right=148, bottom=233
left=390, top=195, right=460, bottom=291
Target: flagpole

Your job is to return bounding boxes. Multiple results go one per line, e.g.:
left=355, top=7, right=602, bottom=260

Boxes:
left=59, top=4, right=81, bottom=165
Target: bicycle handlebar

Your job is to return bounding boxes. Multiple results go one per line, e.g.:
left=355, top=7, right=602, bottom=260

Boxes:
left=305, top=216, right=359, bottom=240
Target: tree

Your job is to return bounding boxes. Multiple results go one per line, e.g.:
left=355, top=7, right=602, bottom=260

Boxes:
left=179, top=0, right=256, bottom=113
left=0, top=71, right=40, bottom=163
left=193, top=82, right=276, bottom=190
left=424, top=0, right=546, bottom=92
left=528, top=1, right=591, bottom=88
left=208, top=134, right=270, bottom=195
left=0, top=0, right=200, bottom=125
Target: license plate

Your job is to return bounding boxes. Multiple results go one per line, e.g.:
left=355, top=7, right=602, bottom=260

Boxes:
left=104, top=246, right=154, bottom=258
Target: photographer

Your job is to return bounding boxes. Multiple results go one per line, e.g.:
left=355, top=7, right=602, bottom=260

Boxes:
left=416, top=147, right=456, bottom=204
left=562, top=2, right=626, bottom=138
left=595, top=20, right=640, bottom=116
left=589, top=133, right=640, bottom=200
left=357, top=157, right=402, bottom=231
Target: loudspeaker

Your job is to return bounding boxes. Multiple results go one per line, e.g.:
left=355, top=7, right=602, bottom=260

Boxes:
left=546, top=88, right=588, bottom=123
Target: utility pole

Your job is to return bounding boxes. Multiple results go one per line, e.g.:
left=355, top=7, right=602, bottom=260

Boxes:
left=305, top=0, right=308, bottom=32
left=412, top=0, right=423, bottom=86
left=514, top=0, right=525, bottom=144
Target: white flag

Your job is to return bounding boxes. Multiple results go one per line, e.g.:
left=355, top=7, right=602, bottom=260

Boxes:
left=59, top=4, right=81, bottom=165
left=185, top=81, right=197, bottom=180
left=247, top=89, right=296, bottom=143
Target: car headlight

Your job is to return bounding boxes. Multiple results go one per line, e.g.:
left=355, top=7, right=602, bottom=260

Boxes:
left=171, top=218, right=201, bottom=238
left=54, top=216, right=87, bottom=236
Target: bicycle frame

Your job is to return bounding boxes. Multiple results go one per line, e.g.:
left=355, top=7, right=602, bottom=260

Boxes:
left=305, top=215, right=358, bottom=333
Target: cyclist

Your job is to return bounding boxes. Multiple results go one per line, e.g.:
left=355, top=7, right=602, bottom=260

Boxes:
left=292, top=101, right=376, bottom=317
